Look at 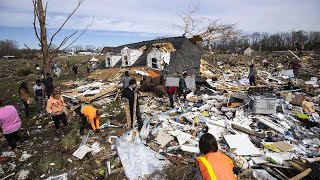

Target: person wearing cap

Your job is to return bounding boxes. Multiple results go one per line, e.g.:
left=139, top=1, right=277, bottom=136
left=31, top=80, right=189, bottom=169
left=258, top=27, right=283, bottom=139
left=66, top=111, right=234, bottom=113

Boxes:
left=46, top=89, right=68, bottom=131
left=196, top=133, right=235, bottom=180
left=76, top=105, right=103, bottom=134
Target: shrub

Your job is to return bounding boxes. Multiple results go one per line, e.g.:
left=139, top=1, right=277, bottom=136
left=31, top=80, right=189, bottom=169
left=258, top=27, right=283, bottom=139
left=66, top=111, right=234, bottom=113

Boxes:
left=17, top=68, right=33, bottom=76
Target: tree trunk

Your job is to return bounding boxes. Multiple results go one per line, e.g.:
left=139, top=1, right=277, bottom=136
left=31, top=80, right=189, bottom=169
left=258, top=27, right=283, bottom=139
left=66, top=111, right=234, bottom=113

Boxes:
left=36, top=0, right=51, bottom=74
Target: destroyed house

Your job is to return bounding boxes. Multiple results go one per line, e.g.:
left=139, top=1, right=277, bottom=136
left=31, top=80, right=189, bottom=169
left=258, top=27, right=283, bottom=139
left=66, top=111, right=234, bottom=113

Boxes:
left=101, top=36, right=203, bottom=76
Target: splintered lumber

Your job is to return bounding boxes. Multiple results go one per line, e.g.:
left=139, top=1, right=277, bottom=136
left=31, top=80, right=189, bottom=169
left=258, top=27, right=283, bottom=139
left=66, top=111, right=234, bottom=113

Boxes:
left=231, top=123, right=265, bottom=138
left=125, top=101, right=131, bottom=128
left=114, top=88, right=121, bottom=101
left=288, top=50, right=302, bottom=61
left=289, top=168, right=312, bottom=180
left=132, top=92, right=138, bottom=129
left=77, top=85, right=117, bottom=103
left=289, top=161, right=307, bottom=172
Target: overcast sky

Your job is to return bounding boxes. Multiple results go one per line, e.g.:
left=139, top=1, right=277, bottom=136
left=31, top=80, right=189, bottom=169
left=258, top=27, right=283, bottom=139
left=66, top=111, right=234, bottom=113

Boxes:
left=0, top=0, right=319, bottom=48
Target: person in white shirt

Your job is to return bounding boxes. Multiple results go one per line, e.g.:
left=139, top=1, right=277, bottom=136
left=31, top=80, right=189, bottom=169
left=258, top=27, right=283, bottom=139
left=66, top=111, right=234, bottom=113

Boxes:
left=33, top=80, right=45, bottom=112
left=53, top=67, right=61, bottom=78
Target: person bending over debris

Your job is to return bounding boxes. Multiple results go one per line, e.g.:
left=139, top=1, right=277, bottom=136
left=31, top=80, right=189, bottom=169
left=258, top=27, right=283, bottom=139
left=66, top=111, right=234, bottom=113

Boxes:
left=43, top=73, right=54, bottom=98
left=248, top=64, right=257, bottom=86
left=196, top=133, right=235, bottom=180
left=33, top=79, right=45, bottom=113
left=0, top=99, right=22, bottom=154
left=46, top=89, right=68, bottom=132
left=121, top=79, right=143, bottom=130
left=75, top=105, right=103, bottom=134
left=167, top=86, right=178, bottom=109
left=121, top=71, right=132, bottom=88
left=19, top=82, right=31, bottom=118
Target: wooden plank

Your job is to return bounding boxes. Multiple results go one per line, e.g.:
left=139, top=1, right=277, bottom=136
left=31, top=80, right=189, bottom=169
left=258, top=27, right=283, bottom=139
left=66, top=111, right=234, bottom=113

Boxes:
left=231, top=123, right=265, bottom=138
left=125, top=101, right=131, bottom=128
left=77, top=86, right=117, bottom=103
left=288, top=50, right=302, bottom=61
left=289, top=161, right=307, bottom=172
left=132, top=92, right=137, bottom=129
left=114, top=88, right=121, bottom=101
left=289, top=168, right=312, bottom=180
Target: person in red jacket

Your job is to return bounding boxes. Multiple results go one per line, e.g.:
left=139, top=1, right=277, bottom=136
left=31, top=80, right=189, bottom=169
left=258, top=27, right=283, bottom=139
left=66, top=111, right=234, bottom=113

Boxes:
left=167, top=86, right=178, bottom=109
left=196, top=133, right=235, bottom=180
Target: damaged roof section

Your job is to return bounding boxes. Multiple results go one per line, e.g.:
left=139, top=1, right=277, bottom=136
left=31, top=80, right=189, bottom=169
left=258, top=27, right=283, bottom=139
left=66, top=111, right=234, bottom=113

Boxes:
left=101, top=36, right=203, bottom=77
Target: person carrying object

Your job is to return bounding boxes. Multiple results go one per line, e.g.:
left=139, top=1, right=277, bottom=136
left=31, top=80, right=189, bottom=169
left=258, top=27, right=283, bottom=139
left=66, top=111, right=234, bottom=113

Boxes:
left=121, top=79, right=143, bottom=130
left=121, top=71, right=132, bottom=89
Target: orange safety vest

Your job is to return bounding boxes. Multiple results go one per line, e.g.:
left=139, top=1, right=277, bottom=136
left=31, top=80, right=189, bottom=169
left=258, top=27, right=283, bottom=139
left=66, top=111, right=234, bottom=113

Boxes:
left=196, top=152, right=235, bottom=180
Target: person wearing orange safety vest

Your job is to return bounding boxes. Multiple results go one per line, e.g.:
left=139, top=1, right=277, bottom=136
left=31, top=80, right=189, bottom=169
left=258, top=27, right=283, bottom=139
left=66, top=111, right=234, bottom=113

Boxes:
left=196, top=133, right=236, bottom=180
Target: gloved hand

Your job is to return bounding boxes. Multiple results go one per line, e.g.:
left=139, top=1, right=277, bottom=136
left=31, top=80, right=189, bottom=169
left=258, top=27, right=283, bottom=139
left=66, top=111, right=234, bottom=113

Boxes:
left=122, top=98, right=128, bottom=103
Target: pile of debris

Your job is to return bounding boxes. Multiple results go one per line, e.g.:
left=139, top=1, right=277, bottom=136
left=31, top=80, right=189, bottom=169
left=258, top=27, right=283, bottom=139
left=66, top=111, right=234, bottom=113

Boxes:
left=56, top=57, right=320, bottom=179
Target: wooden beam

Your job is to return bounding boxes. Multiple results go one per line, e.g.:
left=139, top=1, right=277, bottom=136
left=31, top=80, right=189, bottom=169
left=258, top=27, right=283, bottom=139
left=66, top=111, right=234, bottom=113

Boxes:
left=288, top=50, right=302, bottom=61
left=231, top=123, right=265, bottom=138
left=289, top=168, right=312, bottom=180
left=289, top=161, right=307, bottom=172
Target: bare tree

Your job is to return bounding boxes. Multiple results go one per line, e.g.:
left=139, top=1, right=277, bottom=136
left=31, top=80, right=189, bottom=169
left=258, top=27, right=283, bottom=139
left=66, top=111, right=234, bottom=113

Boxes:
left=0, top=40, right=19, bottom=56
left=174, top=1, right=240, bottom=44
left=29, top=0, right=93, bottom=73
left=85, top=45, right=96, bottom=51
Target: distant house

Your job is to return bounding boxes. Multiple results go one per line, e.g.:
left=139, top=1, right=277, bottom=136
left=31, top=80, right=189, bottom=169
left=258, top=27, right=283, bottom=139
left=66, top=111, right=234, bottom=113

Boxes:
left=78, top=51, right=92, bottom=56
left=244, top=47, right=254, bottom=56
left=101, top=36, right=203, bottom=76
left=2, top=56, right=15, bottom=60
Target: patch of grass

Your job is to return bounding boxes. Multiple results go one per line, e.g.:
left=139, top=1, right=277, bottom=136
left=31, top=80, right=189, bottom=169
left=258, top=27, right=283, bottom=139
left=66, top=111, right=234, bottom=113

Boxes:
left=0, top=81, right=19, bottom=105
left=104, top=100, right=126, bottom=120
left=17, top=68, right=33, bottom=76
left=60, top=118, right=81, bottom=149
left=38, top=152, right=67, bottom=173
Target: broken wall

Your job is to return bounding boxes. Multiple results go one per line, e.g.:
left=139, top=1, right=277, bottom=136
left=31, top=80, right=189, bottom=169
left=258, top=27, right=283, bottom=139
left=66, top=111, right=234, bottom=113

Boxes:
left=146, top=48, right=170, bottom=70
left=121, top=47, right=143, bottom=66
left=105, top=53, right=121, bottom=67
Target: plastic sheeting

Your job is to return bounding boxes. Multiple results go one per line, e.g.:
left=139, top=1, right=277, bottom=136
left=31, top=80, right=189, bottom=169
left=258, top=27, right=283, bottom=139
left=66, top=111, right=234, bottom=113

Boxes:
left=116, top=138, right=169, bottom=180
